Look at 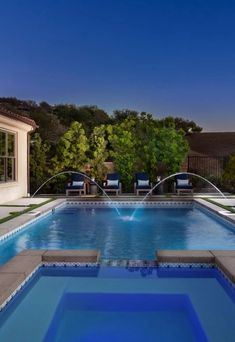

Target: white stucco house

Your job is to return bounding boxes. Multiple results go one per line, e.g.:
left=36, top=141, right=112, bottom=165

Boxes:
left=0, top=107, right=36, bottom=204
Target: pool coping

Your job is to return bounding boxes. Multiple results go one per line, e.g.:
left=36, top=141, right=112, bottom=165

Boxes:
left=1, top=249, right=235, bottom=311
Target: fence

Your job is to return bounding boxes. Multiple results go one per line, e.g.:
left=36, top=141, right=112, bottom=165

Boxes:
left=187, top=156, right=226, bottom=179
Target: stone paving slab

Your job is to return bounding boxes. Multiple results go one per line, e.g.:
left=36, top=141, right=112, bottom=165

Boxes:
left=0, top=255, right=42, bottom=277
left=156, top=250, right=215, bottom=263
left=210, top=250, right=235, bottom=257
left=0, top=273, right=25, bottom=306
left=0, top=206, right=27, bottom=218
left=210, top=199, right=235, bottom=206
left=5, top=198, right=51, bottom=206
left=18, top=249, right=47, bottom=256
left=0, top=227, right=12, bottom=236
left=42, top=249, right=100, bottom=263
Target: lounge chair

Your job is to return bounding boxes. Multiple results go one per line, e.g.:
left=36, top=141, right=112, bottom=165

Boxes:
left=103, top=172, right=122, bottom=196
left=66, top=173, right=86, bottom=196
left=175, top=174, right=193, bottom=195
left=134, top=172, right=152, bottom=196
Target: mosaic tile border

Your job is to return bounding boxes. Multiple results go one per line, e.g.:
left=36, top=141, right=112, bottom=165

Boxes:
left=42, top=262, right=99, bottom=268
left=101, top=259, right=158, bottom=267
left=66, top=200, right=194, bottom=208
left=157, top=262, right=215, bottom=268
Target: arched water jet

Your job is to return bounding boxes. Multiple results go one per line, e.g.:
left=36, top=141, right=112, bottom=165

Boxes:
left=130, top=172, right=227, bottom=220
left=31, top=171, right=121, bottom=216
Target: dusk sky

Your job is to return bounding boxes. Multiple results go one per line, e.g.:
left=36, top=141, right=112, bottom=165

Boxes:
left=0, top=0, right=235, bottom=131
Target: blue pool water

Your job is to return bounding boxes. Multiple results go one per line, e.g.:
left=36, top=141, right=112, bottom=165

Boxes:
left=0, top=266, right=235, bottom=341
left=45, top=293, right=206, bottom=342
left=1, top=204, right=235, bottom=263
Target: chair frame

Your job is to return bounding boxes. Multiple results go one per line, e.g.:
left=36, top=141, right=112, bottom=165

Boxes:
left=66, top=186, right=86, bottom=196
left=175, top=186, right=193, bottom=195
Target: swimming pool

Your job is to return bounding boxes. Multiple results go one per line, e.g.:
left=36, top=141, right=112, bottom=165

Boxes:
left=0, top=266, right=235, bottom=341
left=1, top=202, right=235, bottom=264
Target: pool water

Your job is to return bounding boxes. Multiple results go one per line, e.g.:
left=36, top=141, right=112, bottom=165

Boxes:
left=1, top=205, right=235, bottom=263
left=45, top=293, right=206, bottom=342
left=0, top=266, right=235, bottom=341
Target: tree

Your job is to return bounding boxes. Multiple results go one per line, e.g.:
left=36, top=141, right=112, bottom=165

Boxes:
left=52, top=121, right=89, bottom=173
left=155, top=126, right=189, bottom=173
left=53, top=104, right=110, bottom=134
left=112, top=109, right=139, bottom=122
left=107, top=118, right=137, bottom=190
left=222, top=154, right=235, bottom=192
left=158, top=116, right=202, bottom=133
left=30, top=133, right=49, bottom=193
left=107, top=116, right=189, bottom=189
left=134, top=117, right=189, bottom=178
left=89, top=125, right=108, bottom=182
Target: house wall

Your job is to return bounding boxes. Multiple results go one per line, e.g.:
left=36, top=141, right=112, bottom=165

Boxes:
left=0, top=114, right=33, bottom=204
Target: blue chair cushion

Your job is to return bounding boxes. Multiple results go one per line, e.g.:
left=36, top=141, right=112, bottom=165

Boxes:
left=71, top=173, right=85, bottom=182
left=135, top=172, right=149, bottom=181
left=107, top=173, right=120, bottom=181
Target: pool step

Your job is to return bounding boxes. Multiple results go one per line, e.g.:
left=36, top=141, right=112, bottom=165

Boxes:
left=156, top=250, right=214, bottom=263
left=156, top=249, right=235, bottom=284
left=42, top=250, right=100, bottom=263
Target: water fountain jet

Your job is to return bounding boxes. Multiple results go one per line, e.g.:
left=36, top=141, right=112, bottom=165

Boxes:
left=31, top=171, right=121, bottom=216
left=130, top=172, right=227, bottom=220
